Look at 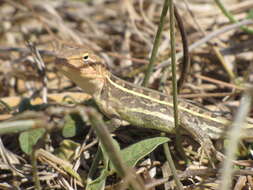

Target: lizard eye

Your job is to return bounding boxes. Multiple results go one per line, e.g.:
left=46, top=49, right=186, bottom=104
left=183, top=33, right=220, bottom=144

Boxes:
left=83, top=54, right=89, bottom=61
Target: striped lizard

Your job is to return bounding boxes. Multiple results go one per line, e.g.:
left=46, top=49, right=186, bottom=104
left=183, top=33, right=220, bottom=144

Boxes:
left=55, top=48, right=253, bottom=155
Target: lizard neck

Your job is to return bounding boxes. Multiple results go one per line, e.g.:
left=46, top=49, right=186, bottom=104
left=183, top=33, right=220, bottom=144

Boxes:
left=58, top=64, right=108, bottom=97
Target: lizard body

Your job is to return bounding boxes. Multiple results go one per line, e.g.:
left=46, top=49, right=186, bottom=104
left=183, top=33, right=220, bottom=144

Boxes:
left=55, top=49, right=253, bottom=149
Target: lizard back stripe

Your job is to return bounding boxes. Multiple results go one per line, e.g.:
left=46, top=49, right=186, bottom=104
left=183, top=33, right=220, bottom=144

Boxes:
left=107, top=75, right=229, bottom=125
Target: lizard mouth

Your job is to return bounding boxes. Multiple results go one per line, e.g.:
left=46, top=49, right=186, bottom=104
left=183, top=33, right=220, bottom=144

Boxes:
left=55, top=57, right=105, bottom=80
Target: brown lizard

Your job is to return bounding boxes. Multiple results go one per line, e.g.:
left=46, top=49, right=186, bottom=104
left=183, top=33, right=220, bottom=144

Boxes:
left=55, top=48, right=253, bottom=156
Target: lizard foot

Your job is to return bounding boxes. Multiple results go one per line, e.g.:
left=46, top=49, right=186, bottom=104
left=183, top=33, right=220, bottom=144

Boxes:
left=198, top=140, right=218, bottom=166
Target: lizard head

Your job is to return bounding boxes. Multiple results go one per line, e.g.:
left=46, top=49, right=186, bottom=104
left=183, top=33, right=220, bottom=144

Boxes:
left=55, top=49, right=108, bottom=96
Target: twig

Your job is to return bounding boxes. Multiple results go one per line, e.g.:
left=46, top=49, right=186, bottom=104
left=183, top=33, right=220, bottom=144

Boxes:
left=214, top=0, right=253, bottom=34
left=220, top=88, right=253, bottom=190
left=142, top=0, right=169, bottom=86
left=195, top=74, right=244, bottom=90
left=27, top=42, right=48, bottom=103
left=157, top=19, right=253, bottom=69
left=85, top=108, right=145, bottom=190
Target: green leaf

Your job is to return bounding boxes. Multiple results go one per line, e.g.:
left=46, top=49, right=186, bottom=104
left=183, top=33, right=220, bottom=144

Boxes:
left=100, top=139, right=121, bottom=173
left=62, top=165, right=82, bottom=182
left=62, top=113, right=85, bottom=138
left=86, top=137, right=169, bottom=188
left=121, top=137, right=170, bottom=167
left=86, top=167, right=108, bottom=190
left=54, top=140, right=80, bottom=161
left=62, top=115, right=76, bottom=137
left=19, top=128, right=45, bottom=155
left=86, top=146, right=110, bottom=190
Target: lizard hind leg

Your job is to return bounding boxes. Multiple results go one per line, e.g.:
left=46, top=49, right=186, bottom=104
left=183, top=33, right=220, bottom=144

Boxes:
left=181, top=121, right=218, bottom=166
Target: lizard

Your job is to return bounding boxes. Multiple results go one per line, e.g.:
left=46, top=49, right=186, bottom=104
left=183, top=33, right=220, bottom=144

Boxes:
left=54, top=48, right=253, bottom=156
